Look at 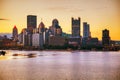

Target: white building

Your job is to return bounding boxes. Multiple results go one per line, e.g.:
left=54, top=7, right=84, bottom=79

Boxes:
left=43, top=30, right=50, bottom=45
left=18, top=33, right=23, bottom=44
left=21, top=28, right=29, bottom=46
left=32, top=33, right=44, bottom=48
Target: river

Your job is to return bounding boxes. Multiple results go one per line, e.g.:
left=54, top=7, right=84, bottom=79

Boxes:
left=0, top=50, right=120, bottom=80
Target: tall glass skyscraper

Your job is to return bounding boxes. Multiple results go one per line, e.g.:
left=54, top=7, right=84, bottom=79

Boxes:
left=27, top=15, right=37, bottom=34
left=83, top=22, right=90, bottom=38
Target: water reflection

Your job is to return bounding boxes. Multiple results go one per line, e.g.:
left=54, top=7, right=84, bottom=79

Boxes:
left=0, top=50, right=120, bottom=80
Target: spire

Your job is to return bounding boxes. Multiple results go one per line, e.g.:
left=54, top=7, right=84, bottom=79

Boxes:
left=14, top=25, right=17, bottom=29
left=38, top=22, right=45, bottom=28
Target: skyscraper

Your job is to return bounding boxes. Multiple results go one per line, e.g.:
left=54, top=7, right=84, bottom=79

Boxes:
left=12, top=25, right=18, bottom=41
left=72, top=17, right=81, bottom=37
left=38, top=21, right=45, bottom=33
left=27, top=15, right=37, bottom=33
left=102, top=29, right=111, bottom=46
left=49, top=19, right=62, bottom=36
left=69, top=17, right=81, bottom=46
left=32, top=32, right=44, bottom=48
left=83, top=22, right=91, bottom=38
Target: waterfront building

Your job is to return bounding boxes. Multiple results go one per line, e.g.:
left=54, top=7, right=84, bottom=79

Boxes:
left=83, top=22, right=91, bottom=38
left=28, top=34, right=32, bottom=46
left=49, top=19, right=62, bottom=36
left=71, top=17, right=81, bottom=37
left=38, top=21, right=45, bottom=33
left=0, top=38, right=16, bottom=47
left=88, top=38, right=98, bottom=45
left=12, top=25, right=18, bottom=41
left=68, top=37, right=81, bottom=46
left=22, top=28, right=29, bottom=46
left=32, top=32, right=44, bottom=48
left=102, top=29, right=110, bottom=46
left=18, top=33, right=23, bottom=44
left=43, top=30, right=49, bottom=45
left=27, top=15, right=37, bottom=34
left=48, top=36, right=66, bottom=46
left=82, top=22, right=91, bottom=45
left=32, top=22, right=45, bottom=48
left=70, top=17, right=81, bottom=45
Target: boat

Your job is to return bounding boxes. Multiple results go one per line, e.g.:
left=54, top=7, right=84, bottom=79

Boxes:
left=0, top=51, right=6, bottom=56
left=27, top=53, right=36, bottom=58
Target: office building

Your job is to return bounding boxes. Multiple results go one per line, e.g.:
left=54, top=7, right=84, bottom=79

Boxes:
left=32, top=33, right=44, bottom=48
left=27, top=15, right=37, bottom=33
left=102, top=29, right=111, bottom=46
left=12, top=25, right=18, bottom=41
left=71, top=17, right=81, bottom=37
left=22, top=28, right=29, bottom=46
left=82, top=22, right=91, bottom=45
left=38, top=21, right=45, bottom=33
left=49, top=36, right=66, bottom=46
left=83, top=22, right=91, bottom=38
left=49, top=19, right=62, bottom=36
left=43, top=30, right=49, bottom=45
left=70, top=17, right=81, bottom=45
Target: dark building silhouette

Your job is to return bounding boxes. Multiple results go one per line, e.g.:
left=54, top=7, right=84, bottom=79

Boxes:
left=12, top=25, right=18, bottom=41
left=69, top=17, right=81, bottom=46
left=27, top=15, right=37, bottom=33
left=88, top=38, right=99, bottom=45
left=102, top=29, right=110, bottom=46
left=82, top=22, right=91, bottom=45
left=83, top=22, right=91, bottom=38
left=71, top=17, right=81, bottom=37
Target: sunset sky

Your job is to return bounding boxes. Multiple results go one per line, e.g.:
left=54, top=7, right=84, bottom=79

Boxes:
left=0, top=0, right=120, bottom=40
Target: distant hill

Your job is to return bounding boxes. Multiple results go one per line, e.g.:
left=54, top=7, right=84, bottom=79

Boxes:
left=0, top=33, right=12, bottom=39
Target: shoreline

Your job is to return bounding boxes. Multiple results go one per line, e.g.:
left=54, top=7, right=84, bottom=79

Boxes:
left=0, top=49, right=120, bottom=52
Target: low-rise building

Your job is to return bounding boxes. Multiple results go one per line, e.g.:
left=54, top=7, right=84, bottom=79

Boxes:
left=48, top=36, right=66, bottom=46
left=68, top=37, right=81, bottom=46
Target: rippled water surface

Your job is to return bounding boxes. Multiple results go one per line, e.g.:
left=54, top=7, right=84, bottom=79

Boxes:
left=0, top=50, right=120, bottom=80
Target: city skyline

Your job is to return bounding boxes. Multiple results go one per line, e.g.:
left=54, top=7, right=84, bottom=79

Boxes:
left=0, top=0, right=120, bottom=40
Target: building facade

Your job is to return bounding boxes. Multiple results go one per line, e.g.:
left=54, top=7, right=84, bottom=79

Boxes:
left=82, top=22, right=91, bottom=45
left=102, top=29, right=111, bottom=46
left=49, top=19, right=62, bottom=36
left=48, top=36, right=66, bottom=46
left=83, top=22, right=91, bottom=38
left=12, top=25, right=18, bottom=41
left=32, top=22, right=46, bottom=48
left=38, top=21, right=45, bottom=33
left=22, top=28, right=29, bottom=46
left=70, top=17, right=81, bottom=46
left=72, top=17, right=81, bottom=37
left=32, top=33, right=44, bottom=48
left=27, top=15, right=37, bottom=34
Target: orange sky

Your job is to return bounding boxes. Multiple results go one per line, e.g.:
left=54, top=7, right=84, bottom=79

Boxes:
left=0, top=0, right=120, bottom=40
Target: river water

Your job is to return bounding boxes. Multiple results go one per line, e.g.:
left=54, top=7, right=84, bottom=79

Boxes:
left=0, top=50, right=120, bottom=80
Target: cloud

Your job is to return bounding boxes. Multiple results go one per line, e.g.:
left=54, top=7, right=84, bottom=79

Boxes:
left=0, top=18, right=9, bottom=20
left=47, top=6, right=68, bottom=11
left=47, top=6, right=85, bottom=13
